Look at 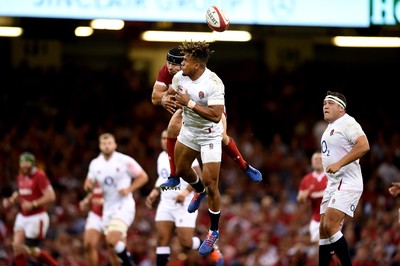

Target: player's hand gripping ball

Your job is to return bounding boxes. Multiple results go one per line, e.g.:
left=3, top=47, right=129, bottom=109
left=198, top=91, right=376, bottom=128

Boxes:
left=206, top=5, right=230, bottom=32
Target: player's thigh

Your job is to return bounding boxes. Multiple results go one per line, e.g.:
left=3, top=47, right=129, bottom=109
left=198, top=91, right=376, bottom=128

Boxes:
left=84, top=228, right=102, bottom=247
left=321, top=207, right=346, bottom=237
left=12, top=230, right=26, bottom=256
left=13, top=229, right=25, bottom=246
left=175, top=138, right=199, bottom=177
left=155, top=221, right=175, bottom=246
left=202, top=162, right=221, bottom=186
left=167, top=109, right=183, bottom=138
left=176, top=227, right=196, bottom=248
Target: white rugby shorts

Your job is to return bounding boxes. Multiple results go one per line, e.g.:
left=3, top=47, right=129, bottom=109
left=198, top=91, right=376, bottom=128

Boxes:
left=155, top=193, right=198, bottom=227
left=178, top=125, right=222, bottom=163
left=14, top=212, right=50, bottom=239
left=309, top=219, right=320, bottom=243
left=102, top=199, right=135, bottom=231
left=85, top=211, right=104, bottom=232
left=320, top=188, right=362, bottom=217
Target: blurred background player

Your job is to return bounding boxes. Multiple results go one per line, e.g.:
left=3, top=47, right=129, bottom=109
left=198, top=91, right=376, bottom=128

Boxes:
left=2, top=152, right=58, bottom=266
left=297, top=152, right=328, bottom=265
left=145, top=129, right=223, bottom=266
left=151, top=46, right=262, bottom=190
left=84, top=133, right=149, bottom=266
left=388, top=181, right=400, bottom=223
left=79, top=182, right=119, bottom=266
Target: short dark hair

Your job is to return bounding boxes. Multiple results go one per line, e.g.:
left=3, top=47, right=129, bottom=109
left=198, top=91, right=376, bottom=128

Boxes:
left=326, top=91, right=347, bottom=108
left=179, top=40, right=214, bottom=66
left=166, top=47, right=184, bottom=64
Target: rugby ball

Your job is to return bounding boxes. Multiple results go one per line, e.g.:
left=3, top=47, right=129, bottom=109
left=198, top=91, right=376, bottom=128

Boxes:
left=206, top=5, right=230, bottom=32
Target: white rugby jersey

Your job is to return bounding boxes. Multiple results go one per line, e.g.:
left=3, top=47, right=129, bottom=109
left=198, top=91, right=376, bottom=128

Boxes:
left=155, top=151, right=199, bottom=204
left=321, top=113, right=366, bottom=192
left=87, top=151, right=143, bottom=209
left=171, top=68, right=224, bottom=136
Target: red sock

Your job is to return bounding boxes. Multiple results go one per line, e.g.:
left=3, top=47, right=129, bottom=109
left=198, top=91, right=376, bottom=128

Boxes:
left=15, top=254, right=28, bottom=266
left=167, top=137, right=177, bottom=177
left=37, top=250, right=58, bottom=266
left=223, top=137, right=247, bottom=170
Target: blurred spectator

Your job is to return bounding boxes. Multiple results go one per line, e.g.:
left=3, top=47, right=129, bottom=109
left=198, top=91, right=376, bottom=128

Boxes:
left=377, top=151, right=400, bottom=186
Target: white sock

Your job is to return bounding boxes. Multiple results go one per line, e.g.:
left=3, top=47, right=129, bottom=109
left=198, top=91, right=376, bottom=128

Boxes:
left=156, top=246, right=170, bottom=254
left=192, top=237, right=201, bottom=250
left=114, top=241, right=126, bottom=253
left=329, top=231, right=343, bottom=244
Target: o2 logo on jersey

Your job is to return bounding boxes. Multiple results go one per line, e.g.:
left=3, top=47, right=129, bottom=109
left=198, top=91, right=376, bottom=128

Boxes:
left=104, top=176, right=115, bottom=187
left=321, top=140, right=330, bottom=156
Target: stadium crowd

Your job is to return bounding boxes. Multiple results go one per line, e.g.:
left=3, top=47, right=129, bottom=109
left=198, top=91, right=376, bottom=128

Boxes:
left=1, top=58, right=400, bottom=266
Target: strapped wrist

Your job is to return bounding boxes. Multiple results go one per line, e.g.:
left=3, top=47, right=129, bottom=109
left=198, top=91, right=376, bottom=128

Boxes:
left=187, top=100, right=196, bottom=109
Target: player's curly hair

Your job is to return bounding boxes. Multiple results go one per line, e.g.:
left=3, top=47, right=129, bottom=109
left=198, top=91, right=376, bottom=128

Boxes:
left=179, top=40, right=214, bottom=66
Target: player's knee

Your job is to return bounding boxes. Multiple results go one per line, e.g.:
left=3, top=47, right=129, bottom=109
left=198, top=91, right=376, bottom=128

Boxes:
left=105, top=235, right=120, bottom=247
left=23, top=238, right=41, bottom=256
left=157, top=234, right=170, bottom=246
left=320, top=221, right=336, bottom=237
left=180, top=239, right=192, bottom=250
left=83, top=241, right=96, bottom=252
left=201, top=174, right=218, bottom=187
left=319, top=226, right=328, bottom=239
left=176, top=166, right=195, bottom=180
left=12, top=242, right=26, bottom=256
left=205, top=185, right=219, bottom=197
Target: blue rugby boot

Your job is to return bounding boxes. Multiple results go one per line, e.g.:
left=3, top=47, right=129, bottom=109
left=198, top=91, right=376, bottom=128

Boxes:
left=187, top=190, right=206, bottom=213
left=199, top=230, right=220, bottom=255
left=243, top=163, right=262, bottom=183
left=159, top=176, right=180, bottom=191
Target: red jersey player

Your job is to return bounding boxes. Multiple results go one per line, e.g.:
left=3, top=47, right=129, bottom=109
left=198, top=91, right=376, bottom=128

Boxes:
left=2, top=152, right=58, bottom=266
left=298, top=152, right=327, bottom=244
